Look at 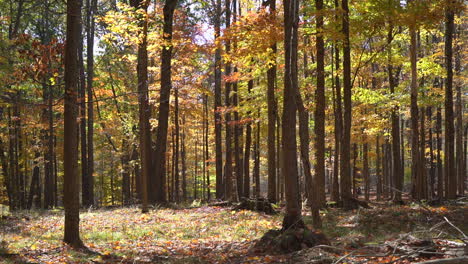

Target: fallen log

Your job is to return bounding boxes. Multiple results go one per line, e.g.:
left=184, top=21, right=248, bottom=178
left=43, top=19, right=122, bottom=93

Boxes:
left=233, top=198, right=277, bottom=214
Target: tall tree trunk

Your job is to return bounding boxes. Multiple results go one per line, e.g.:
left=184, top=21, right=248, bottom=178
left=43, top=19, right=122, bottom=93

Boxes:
left=213, top=0, right=223, bottom=200
left=224, top=0, right=234, bottom=201
left=254, top=120, right=260, bottom=198
left=266, top=0, right=277, bottom=204
left=243, top=82, right=252, bottom=198
left=340, top=0, right=353, bottom=208
left=376, top=135, right=382, bottom=200
left=444, top=0, right=456, bottom=199
left=78, top=2, right=88, bottom=208
left=314, top=0, right=326, bottom=210
left=153, top=0, right=178, bottom=203
left=63, top=0, right=84, bottom=248
left=130, top=0, right=150, bottom=212
left=363, top=142, right=369, bottom=201
left=282, top=0, right=303, bottom=229
left=454, top=23, right=464, bottom=196
left=181, top=116, right=188, bottom=201
left=174, top=88, right=180, bottom=202
left=388, top=24, right=403, bottom=202
left=409, top=17, right=423, bottom=200
left=85, top=0, right=97, bottom=207
left=203, top=95, right=210, bottom=200
left=436, top=106, right=443, bottom=197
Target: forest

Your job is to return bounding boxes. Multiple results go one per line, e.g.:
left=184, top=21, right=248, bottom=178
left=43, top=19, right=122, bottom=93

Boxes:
left=0, top=0, right=467, bottom=263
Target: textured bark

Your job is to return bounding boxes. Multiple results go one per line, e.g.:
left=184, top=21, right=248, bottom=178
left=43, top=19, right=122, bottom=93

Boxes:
left=444, top=0, right=456, bottom=199
left=153, top=0, right=178, bottom=203
left=332, top=0, right=342, bottom=201
left=340, top=0, right=353, bottom=208
left=455, top=23, right=464, bottom=196
left=182, top=116, right=187, bottom=201
left=314, top=0, right=326, bottom=210
left=387, top=24, right=403, bottom=202
left=203, top=95, right=210, bottom=200
left=78, top=1, right=88, bottom=208
left=213, top=0, right=223, bottom=200
left=174, top=88, right=180, bottom=202
left=282, top=0, right=303, bottom=229
left=224, top=0, right=234, bottom=201
left=130, top=0, right=150, bottom=211
left=63, top=0, right=84, bottom=247
left=436, top=106, right=443, bottom=198
left=266, top=0, right=277, bottom=204
left=85, top=0, right=97, bottom=207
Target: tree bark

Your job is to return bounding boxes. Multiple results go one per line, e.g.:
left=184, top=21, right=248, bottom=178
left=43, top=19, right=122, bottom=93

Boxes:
left=341, top=0, right=353, bottom=208
left=282, top=0, right=303, bottom=229
left=153, top=0, right=178, bottom=203
left=130, top=0, right=150, bottom=212
left=444, top=0, right=456, bottom=199
left=213, top=0, right=223, bottom=200
left=266, top=0, right=277, bottom=204
left=314, top=0, right=326, bottom=210
left=63, top=0, right=84, bottom=248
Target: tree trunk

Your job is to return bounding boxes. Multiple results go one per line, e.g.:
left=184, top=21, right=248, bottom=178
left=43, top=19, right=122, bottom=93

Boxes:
left=253, top=120, right=261, bottom=198
left=341, top=0, right=353, bottom=208
left=266, top=0, right=277, bottom=204
left=130, top=0, right=150, bottom=212
left=85, top=0, right=97, bottom=207
left=376, top=136, right=382, bottom=200
left=213, top=0, right=223, bottom=200
left=243, top=80, right=253, bottom=198
left=224, top=0, right=234, bottom=201
left=314, top=0, right=326, bottom=211
left=63, top=0, right=84, bottom=248
left=174, top=88, right=180, bottom=202
left=387, top=24, right=403, bottom=202
left=409, top=20, right=422, bottom=200
left=153, top=0, right=178, bottom=203
left=181, top=116, right=188, bottom=201
left=444, top=0, right=456, bottom=199
left=282, top=0, right=303, bottom=229
left=454, top=23, right=464, bottom=196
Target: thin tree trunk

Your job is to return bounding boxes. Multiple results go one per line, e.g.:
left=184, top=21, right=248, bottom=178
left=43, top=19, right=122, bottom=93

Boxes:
left=341, top=0, right=353, bottom=208
left=174, top=88, right=180, bottom=202
left=224, top=0, right=233, bottom=201
left=444, top=0, right=456, bottom=199
left=409, top=20, right=422, bottom=200
left=243, top=104, right=252, bottom=198
left=254, top=120, right=261, bottom=198
left=376, top=136, right=382, bottom=200
left=213, top=0, right=223, bottom=200
left=86, top=0, right=97, bottom=207
left=266, top=0, right=277, bottom=204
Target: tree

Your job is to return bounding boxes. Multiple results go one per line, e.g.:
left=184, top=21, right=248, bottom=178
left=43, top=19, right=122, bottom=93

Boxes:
left=213, top=0, right=223, bottom=200
left=444, top=0, right=456, bottom=199
left=340, top=0, right=353, bottom=208
left=282, top=0, right=302, bottom=229
left=266, top=0, right=277, bottom=204
left=314, top=0, right=326, bottom=209
left=129, top=0, right=150, bottom=212
left=153, top=0, right=178, bottom=203
left=63, top=0, right=84, bottom=248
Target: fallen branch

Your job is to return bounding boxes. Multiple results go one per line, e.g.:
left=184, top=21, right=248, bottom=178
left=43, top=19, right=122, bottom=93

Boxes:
left=413, top=257, right=468, bottom=264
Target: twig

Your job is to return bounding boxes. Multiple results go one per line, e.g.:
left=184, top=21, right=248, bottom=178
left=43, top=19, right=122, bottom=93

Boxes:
left=443, top=217, right=468, bottom=240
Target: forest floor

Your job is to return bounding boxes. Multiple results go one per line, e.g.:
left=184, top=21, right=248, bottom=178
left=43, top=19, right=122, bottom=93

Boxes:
left=0, top=198, right=467, bottom=264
